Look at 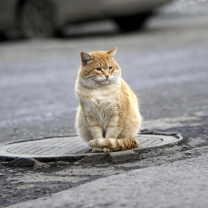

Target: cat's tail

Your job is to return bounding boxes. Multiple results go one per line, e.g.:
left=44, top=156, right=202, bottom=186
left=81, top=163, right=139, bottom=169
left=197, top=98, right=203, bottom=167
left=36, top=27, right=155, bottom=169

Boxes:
left=88, top=138, right=139, bottom=151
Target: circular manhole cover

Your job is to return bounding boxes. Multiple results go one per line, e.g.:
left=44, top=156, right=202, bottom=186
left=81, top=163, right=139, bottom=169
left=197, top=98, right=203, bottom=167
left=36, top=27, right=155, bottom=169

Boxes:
left=0, top=132, right=182, bottom=163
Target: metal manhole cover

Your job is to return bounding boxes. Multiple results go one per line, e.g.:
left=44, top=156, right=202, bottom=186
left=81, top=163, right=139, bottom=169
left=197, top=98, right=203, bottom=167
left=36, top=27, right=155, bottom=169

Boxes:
left=0, top=131, right=182, bottom=163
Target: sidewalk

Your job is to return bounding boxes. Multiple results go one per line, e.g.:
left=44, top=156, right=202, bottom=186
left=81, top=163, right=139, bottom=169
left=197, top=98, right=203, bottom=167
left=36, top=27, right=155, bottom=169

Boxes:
left=8, top=146, right=208, bottom=208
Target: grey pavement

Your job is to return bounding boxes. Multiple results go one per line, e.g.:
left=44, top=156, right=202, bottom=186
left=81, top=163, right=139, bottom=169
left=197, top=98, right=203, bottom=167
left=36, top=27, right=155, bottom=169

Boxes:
left=0, top=0, right=208, bottom=207
left=8, top=147, right=208, bottom=208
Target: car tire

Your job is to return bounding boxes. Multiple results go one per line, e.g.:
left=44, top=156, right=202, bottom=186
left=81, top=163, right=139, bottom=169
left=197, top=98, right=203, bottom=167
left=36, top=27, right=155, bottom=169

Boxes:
left=114, top=12, right=153, bottom=32
left=19, top=0, right=56, bottom=38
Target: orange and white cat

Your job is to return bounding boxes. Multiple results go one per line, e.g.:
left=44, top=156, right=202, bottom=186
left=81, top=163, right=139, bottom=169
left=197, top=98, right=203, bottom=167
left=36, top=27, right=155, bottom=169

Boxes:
left=75, top=47, right=142, bottom=152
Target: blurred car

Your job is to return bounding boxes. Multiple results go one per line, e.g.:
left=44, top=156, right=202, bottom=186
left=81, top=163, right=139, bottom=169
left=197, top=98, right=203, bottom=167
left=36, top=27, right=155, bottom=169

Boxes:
left=0, top=0, right=172, bottom=38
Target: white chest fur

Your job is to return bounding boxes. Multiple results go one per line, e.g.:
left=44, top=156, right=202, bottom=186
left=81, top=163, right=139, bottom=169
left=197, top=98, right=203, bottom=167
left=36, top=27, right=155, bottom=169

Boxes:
left=77, top=86, right=119, bottom=131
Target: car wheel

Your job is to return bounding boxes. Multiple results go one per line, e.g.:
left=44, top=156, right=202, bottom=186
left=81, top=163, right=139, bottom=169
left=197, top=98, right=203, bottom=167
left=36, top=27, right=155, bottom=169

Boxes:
left=19, top=0, right=55, bottom=38
left=114, top=12, right=153, bottom=32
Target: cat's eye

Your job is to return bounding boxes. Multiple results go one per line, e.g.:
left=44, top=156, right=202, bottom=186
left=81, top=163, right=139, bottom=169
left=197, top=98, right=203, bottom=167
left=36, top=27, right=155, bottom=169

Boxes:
left=96, top=67, right=102, bottom=71
left=109, top=66, right=112, bottom=70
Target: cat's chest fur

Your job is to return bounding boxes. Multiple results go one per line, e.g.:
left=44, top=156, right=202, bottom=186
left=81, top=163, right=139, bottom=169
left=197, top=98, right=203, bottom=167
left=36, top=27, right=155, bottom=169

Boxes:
left=80, top=88, right=119, bottom=129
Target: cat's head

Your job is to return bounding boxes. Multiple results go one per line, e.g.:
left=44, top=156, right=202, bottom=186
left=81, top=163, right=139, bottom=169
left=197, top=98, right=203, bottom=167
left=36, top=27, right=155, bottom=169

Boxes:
left=78, top=47, right=121, bottom=88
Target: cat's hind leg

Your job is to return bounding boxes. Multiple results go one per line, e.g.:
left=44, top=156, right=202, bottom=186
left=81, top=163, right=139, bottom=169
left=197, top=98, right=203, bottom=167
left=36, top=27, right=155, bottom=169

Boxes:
left=76, top=107, right=92, bottom=142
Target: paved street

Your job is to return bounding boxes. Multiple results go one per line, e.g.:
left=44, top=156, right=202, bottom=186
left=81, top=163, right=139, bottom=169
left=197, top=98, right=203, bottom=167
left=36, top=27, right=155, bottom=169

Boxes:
left=8, top=148, right=208, bottom=208
left=0, top=0, right=208, bottom=207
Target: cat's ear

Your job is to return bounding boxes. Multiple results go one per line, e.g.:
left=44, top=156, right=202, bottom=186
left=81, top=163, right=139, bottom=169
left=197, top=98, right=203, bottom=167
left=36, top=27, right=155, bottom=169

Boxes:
left=107, top=47, right=118, bottom=58
left=80, top=51, right=93, bottom=66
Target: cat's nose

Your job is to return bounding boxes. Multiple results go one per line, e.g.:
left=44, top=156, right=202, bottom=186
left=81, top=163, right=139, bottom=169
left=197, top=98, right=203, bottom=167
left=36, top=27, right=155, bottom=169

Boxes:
left=105, top=75, right=109, bottom=79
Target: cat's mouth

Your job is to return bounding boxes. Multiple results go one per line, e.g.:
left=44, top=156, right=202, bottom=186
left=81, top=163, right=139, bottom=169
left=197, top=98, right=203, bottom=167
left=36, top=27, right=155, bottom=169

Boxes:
left=96, top=77, right=111, bottom=84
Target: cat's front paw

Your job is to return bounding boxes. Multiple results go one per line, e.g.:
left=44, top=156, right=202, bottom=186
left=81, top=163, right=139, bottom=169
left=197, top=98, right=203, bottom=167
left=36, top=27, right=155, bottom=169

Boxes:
left=92, top=147, right=112, bottom=152
left=92, top=147, right=103, bottom=152
left=102, top=147, right=112, bottom=152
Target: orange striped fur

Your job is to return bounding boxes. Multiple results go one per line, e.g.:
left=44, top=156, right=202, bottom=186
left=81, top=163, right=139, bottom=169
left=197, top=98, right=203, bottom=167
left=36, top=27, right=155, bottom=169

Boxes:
left=75, top=48, right=142, bottom=152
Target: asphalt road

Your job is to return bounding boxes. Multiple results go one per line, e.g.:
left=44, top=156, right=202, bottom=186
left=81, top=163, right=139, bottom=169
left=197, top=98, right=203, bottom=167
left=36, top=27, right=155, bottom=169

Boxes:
left=0, top=15, right=208, bottom=144
left=0, top=1, right=208, bottom=207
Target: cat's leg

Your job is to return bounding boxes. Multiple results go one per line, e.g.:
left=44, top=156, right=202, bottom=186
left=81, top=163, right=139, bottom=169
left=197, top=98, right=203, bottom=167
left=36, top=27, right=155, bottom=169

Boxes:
left=84, top=115, right=103, bottom=139
left=76, top=106, right=103, bottom=142
left=76, top=108, right=92, bottom=142
left=77, top=112, right=107, bottom=153
left=115, top=113, right=141, bottom=149
left=87, top=119, right=107, bottom=152
left=118, top=111, right=141, bottom=140
left=90, top=115, right=140, bottom=152
left=91, top=116, right=123, bottom=152
left=105, top=116, right=123, bottom=139
left=82, top=113, right=105, bottom=153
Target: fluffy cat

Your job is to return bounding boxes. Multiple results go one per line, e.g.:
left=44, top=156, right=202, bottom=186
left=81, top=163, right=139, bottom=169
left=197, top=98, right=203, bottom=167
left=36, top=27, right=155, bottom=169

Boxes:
left=75, top=47, right=142, bottom=152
